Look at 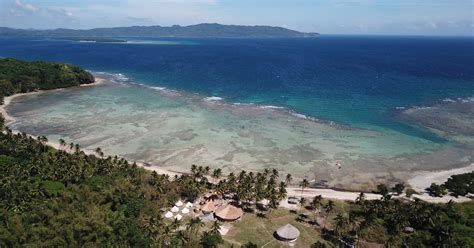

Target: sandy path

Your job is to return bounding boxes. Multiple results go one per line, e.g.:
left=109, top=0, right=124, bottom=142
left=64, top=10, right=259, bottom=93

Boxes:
left=285, top=187, right=471, bottom=203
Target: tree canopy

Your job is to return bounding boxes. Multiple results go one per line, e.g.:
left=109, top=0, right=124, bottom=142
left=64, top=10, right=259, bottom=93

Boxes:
left=0, top=58, right=94, bottom=103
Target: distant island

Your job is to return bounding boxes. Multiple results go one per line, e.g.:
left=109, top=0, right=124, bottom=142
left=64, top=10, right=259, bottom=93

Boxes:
left=0, top=23, right=319, bottom=38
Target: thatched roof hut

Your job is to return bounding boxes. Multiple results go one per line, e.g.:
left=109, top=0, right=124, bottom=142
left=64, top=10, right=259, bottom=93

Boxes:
left=201, top=200, right=222, bottom=214
left=215, top=204, right=244, bottom=221
left=276, top=224, right=300, bottom=241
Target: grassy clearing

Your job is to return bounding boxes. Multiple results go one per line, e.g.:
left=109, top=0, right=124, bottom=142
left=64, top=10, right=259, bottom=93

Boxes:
left=221, top=208, right=330, bottom=247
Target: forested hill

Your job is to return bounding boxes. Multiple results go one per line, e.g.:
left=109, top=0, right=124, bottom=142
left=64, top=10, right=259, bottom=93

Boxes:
left=0, top=23, right=319, bottom=38
left=0, top=58, right=94, bottom=103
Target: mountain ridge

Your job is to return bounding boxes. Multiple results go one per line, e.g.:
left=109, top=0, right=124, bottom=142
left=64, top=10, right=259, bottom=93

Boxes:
left=0, top=23, right=319, bottom=38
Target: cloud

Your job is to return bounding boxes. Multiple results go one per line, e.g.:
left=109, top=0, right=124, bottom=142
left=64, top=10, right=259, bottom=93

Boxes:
left=48, top=8, right=74, bottom=18
left=14, top=0, right=38, bottom=13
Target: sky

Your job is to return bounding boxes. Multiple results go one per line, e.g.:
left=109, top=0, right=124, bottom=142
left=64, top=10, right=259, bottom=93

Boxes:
left=0, top=0, right=473, bottom=36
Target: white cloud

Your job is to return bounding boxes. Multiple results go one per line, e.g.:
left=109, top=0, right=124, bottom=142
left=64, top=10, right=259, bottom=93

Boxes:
left=15, top=0, right=38, bottom=13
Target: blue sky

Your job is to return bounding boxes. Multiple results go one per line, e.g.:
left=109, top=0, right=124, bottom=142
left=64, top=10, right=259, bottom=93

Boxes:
left=1, top=0, right=473, bottom=35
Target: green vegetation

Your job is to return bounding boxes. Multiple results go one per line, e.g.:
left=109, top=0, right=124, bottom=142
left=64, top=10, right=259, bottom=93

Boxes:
left=426, top=172, right=474, bottom=198
left=0, top=121, right=225, bottom=246
left=333, top=196, right=474, bottom=247
left=0, top=58, right=94, bottom=103
left=222, top=208, right=327, bottom=247
left=443, top=172, right=474, bottom=197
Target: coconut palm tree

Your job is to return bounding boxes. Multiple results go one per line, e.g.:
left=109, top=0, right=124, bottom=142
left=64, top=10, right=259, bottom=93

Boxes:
left=285, top=174, right=293, bottom=185
left=323, top=200, right=335, bottom=229
left=356, top=192, right=366, bottom=204
left=186, top=217, right=204, bottom=240
left=95, top=147, right=103, bottom=157
left=270, top=169, right=279, bottom=180
left=334, top=213, right=348, bottom=237
left=210, top=221, right=220, bottom=235
left=58, top=138, right=66, bottom=148
left=299, top=197, right=307, bottom=213
left=310, top=195, right=323, bottom=225
left=191, top=164, right=197, bottom=175
left=278, top=182, right=287, bottom=200
left=299, top=179, right=309, bottom=198
left=204, top=166, right=211, bottom=176
left=212, top=168, right=222, bottom=183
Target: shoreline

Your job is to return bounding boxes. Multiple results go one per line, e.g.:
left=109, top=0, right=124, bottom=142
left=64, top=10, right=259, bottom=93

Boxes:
left=0, top=78, right=106, bottom=125
left=408, top=163, right=474, bottom=192
left=1, top=76, right=472, bottom=203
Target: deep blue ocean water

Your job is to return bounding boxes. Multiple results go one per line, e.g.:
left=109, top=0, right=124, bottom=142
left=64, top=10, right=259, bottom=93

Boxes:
left=1, top=36, right=473, bottom=142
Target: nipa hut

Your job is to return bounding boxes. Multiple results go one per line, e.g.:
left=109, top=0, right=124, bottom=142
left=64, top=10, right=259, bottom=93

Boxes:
left=214, top=204, right=244, bottom=221
left=275, top=224, right=300, bottom=241
left=201, top=200, right=222, bottom=214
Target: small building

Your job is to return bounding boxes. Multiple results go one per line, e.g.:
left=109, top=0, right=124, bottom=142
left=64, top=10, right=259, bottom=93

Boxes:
left=171, top=206, right=180, bottom=213
left=164, top=211, right=173, bottom=218
left=201, top=199, right=222, bottom=214
left=181, top=207, right=190, bottom=214
left=214, top=204, right=244, bottom=222
left=275, top=224, right=300, bottom=242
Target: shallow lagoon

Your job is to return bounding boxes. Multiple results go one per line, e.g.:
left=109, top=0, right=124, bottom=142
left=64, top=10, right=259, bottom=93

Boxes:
left=8, top=74, right=473, bottom=190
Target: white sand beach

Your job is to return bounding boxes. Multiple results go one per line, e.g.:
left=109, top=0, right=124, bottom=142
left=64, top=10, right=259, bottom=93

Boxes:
left=408, top=163, right=474, bottom=192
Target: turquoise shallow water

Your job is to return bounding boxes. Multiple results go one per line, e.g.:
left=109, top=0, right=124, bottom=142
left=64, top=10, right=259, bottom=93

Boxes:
left=6, top=73, right=474, bottom=190
left=0, top=36, right=473, bottom=141
left=1, top=36, right=473, bottom=189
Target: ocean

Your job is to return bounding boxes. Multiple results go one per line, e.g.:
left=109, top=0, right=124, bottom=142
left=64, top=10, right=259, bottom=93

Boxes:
left=1, top=36, right=473, bottom=189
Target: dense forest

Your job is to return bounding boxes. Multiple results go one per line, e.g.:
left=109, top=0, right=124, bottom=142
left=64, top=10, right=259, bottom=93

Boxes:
left=0, top=58, right=94, bottom=104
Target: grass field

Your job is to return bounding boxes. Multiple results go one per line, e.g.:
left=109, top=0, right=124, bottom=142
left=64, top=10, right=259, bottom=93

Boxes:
left=221, top=208, right=330, bottom=247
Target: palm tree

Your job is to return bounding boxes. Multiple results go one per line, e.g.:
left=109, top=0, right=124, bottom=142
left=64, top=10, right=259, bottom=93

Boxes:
left=74, top=144, right=80, bottom=154
left=212, top=168, right=222, bottom=183
left=95, top=147, right=101, bottom=155
left=186, top=217, right=204, bottom=240
left=310, top=195, right=323, bottom=225
left=191, top=164, right=197, bottom=175
left=278, top=182, right=287, bottom=200
left=270, top=169, right=279, bottom=180
left=58, top=138, right=66, bottom=148
left=355, top=192, right=366, bottom=204
left=323, top=200, right=335, bottom=229
left=299, top=179, right=309, bottom=198
left=0, top=114, right=4, bottom=130
left=285, top=174, right=293, bottom=185
left=299, top=197, right=307, bottom=213
left=210, top=221, right=220, bottom=235
left=204, top=166, right=211, bottom=176
left=334, top=213, right=348, bottom=237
